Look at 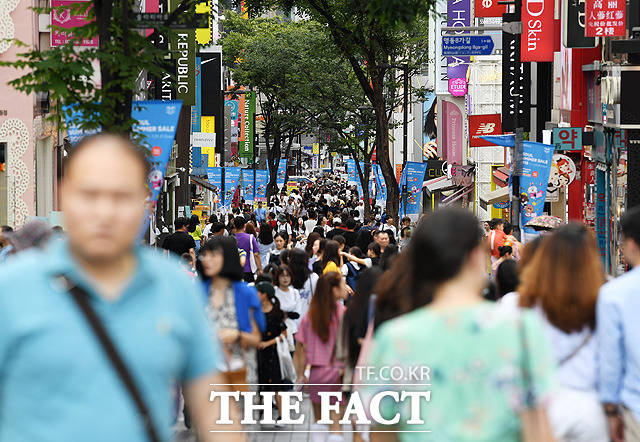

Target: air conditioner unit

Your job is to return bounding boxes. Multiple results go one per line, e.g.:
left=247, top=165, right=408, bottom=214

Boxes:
left=602, top=64, right=640, bottom=129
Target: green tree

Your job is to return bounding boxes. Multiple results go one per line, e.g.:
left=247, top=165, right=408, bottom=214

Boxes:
left=221, top=14, right=317, bottom=199
left=246, top=0, right=430, bottom=221
left=1, top=0, right=198, bottom=135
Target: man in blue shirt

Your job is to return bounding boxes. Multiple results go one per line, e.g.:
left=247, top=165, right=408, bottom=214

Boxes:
left=598, top=206, right=640, bottom=442
left=0, top=133, right=243, bottom=442
left=254, top=201, right=267, bottom=223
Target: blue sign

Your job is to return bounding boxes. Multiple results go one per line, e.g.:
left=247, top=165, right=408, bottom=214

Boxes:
left=242, top=169, right=255, bottom=204
left=276, top=159, right=287, bottom=189
left=207, top=167, right=222, bottom=197
left=596, top=168, right=609, bottom=267
left=374, top=164, right=387, bottom=208
left=442, top=35, right=494, bottom=56
left=224, top=167, right=241, bottom=208
left=255, top=169, right=268, bottom=201
left=345, top=159, right=357, bottom=185
left=399, top=162, right=427, bottom=219
left=519, top=143, right=554, bottom=234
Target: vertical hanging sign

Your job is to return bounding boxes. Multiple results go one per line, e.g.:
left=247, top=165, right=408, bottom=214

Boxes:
left=276, top=159, right=288, bottom=189
left=521, top=0, right=554, bottom=61
left=502, top=12, right=531, bottom=132
left=446, top=0, right=472, bottom=80
left=242, top=169, right=255, bottom=203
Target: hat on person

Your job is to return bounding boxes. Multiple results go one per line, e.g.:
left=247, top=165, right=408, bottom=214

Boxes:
left=277, top=213, right=288, bottom=223
left=5, top=220, right=52, bottom=252
left=333, top=217, right=342, bottom=225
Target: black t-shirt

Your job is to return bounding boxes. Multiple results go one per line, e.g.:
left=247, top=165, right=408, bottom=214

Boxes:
left=162, top=231, right=196, bottom=256
left=343, top=230, right=358, bottom=249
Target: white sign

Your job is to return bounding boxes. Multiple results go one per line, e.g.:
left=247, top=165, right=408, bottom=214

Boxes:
left=191, top=132, right=217, bottom=147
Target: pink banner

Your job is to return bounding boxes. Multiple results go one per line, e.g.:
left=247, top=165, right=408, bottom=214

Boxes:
left=442, top=100, right=463, bottom=165
left=51, top=0, right=98, bottom=47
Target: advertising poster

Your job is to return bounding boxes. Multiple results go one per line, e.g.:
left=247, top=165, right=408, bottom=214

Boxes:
left=62, top=104, right=99, bottom=144
left=240, top=91, right=255, bottom=159
left=224, top=95, right=241, bottom=161
left=399, top=162, right=428, bottom=220
left=374, top=164, right=387, bottom=208
left=346, top=159, right=357, bottom=186
left=242, top=169, right=255, bottom=204
left=276, top=159, right=288, bottom=189
left=519, top=143, right=554, bottom=234
left=255, top=169, right=268, bottom=201
left=224, top=167, right=241, bottom=208
left=206, top=166, right=223, bottom=199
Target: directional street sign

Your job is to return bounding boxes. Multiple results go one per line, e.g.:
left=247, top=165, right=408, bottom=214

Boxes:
left=442, top=35, right=495, bottom=56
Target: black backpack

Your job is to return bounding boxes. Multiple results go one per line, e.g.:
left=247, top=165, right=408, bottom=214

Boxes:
left=345, top=262, right=362, bottom=291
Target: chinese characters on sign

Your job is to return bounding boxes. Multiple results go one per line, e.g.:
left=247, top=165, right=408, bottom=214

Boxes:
left=585, top=0, right=626, bottom=37
left=50, top=0, right=98, bottom=47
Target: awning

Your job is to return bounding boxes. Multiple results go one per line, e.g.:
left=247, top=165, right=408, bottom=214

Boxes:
left=479, top=186, right=510, bottom=210
left=190, top=175, right=217, bottom=192
left=492, top=166, right=510, bottom=187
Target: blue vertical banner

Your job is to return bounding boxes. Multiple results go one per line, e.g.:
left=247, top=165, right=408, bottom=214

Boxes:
left=346, top=159, right=357, bottom=186
left=519, top=143, right=554, bottom=234
left=224, top=167, right=241, bottom=209
left=132, top=100, right=183, bottom=239
left=276, top=159, right=288, bottom=189
left=206, top=166, right=222, bottom=199
left=255, top=169, right=268, bottom=201
left=61, top=101, right=183, bottom=240
left=374, top=164, right=387, bottom=208
left=400, top=162, right=428, bottom=219
left=242, top=169, right=255, bottom=204
left=595, top=168, right=609, bottom=266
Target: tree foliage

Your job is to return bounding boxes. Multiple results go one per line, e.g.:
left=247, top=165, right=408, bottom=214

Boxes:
left=244, top=0, right=431, bottom=221
left=1, top=0, right=199, bottom=135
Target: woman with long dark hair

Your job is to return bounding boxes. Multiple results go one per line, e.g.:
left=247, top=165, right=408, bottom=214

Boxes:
left=294, top=271, right=349, bottom=437
left=197, top=237, right=265, bottom=389
left=519, top=224, right=607, bottom=441
left=304, top=232, right=321, bottom=271
left=255, top=281, right=288, bottom=417
left=257, top=221, right=275, bottom=270
left=288, top=248, right=319, bottom=318
left=364, top=209, right=554, bottom=441
left=321, top=240, right=341, bottom=275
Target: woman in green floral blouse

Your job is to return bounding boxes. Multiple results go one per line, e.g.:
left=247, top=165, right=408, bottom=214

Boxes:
left=361, top=209, right=555, bottom=442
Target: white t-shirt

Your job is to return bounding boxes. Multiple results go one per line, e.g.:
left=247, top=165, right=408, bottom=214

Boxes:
left=202, top=223, right=213, bottom=238
left=304, top=219, right=317, bottom=236
left=275, top=286, right=302, bottom=335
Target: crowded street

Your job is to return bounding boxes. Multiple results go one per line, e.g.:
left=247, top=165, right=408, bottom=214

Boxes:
left=1, top=0, right=640, bottom=441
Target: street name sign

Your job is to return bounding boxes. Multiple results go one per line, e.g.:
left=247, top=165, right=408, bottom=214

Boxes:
left=442, top=35, right=495, bottom=56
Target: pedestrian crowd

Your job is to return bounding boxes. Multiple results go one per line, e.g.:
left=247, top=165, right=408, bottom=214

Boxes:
left=1, top=133, right=640, bottom=442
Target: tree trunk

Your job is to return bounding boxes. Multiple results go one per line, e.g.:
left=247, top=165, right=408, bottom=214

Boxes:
left=372, top=80, right=399, bottom=221
left=266, top=131, right=281, bottom=201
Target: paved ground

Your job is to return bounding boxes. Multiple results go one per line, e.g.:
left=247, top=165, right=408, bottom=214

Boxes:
left=173, top=396, right=356, bottom=442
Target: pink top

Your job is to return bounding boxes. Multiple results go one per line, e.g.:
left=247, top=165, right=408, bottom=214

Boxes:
left=297, top=302, right=345, bottom=367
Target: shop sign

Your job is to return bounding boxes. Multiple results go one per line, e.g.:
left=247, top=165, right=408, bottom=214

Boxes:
left=552, top=127, right=583, bottom=151
left=493, top=200, right=510, bottom=209
left=442, top=100, right=463, bottom=165
left=585, top=0, right=626, bottom=37
left=51, top=0, right=98, bottom=47
left=448, top=78, right=468, bottom=96
left=521, top=0, right=554, bottom=61
left=469, top=114, right=502, bottom=147
left=502, top=13, right=531, bottom=132
left=446, top=0, right=471, bottom=79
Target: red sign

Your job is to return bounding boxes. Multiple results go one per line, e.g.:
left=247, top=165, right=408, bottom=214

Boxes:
left=475, top=0, right=507, bottom=17
left=469, top=114, right=502, bottom=147
left=585, top=0, right=626, bottom=37
left=50, top=0, right=98, bottom=47
left=151, top=146, right=162, bottom=157
left=521, top=0, right=554, bottom=61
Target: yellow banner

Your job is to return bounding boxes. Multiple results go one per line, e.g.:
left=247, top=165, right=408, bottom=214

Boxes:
left=201, top=116, right=216, bottom=166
